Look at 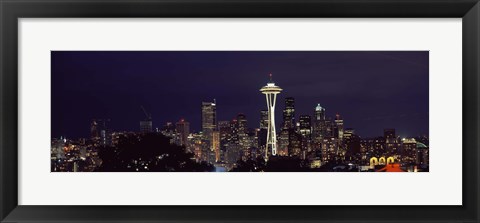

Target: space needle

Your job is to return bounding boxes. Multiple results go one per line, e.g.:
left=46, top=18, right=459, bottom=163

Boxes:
left=260, top=73, right=282, bottom=160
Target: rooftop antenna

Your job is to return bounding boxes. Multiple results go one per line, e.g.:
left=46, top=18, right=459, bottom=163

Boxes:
left=269, top=73, right=273, bottom=82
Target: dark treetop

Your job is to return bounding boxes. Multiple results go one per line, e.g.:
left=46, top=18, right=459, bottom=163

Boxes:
left=52, top=51, right=428, bottom=139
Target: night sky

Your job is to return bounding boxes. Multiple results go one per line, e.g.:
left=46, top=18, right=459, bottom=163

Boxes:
left=52, top=51, right=429, bottom=139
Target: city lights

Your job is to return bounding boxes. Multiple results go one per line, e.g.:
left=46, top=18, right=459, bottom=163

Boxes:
left=51, top=79, right=429, bottom=172
left=51, top=51, right=429, bottom=172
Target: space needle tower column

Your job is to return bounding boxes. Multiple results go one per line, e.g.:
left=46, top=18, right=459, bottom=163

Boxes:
left=260, top=73, right=282, bottom=160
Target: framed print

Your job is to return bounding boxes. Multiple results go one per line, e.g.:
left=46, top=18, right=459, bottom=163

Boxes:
left=1, top=0, right=479, bottom=222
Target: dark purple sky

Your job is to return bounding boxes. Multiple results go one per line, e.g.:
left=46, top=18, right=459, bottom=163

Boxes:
left=52, top=51, right=428, bottom=139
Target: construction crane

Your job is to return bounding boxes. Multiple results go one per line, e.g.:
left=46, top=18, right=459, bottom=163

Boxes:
left=140, top=105, right=152, bottom=121
left=140, top=106, right=153, bottom=133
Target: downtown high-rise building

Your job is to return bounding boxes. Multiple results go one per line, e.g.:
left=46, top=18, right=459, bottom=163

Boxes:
left=176, top=119, right=190, bottom=147
left=258, top=110, right=269, bottom=155
left=160, top=122, right=176, bottom=144
left=298, top=115, right=312, bottom=139
left=187, top=132, right=203, bottom=161
left=217, top=120, right=231, bottom=163
left=90, top=119, right=111, bottom=146
left=259, top=110, right=269, bottom=129
left=229, top=119, right=239, bottom=142
left=237, top=113, right=248, bottom=133
left=288, top=131, right=302, bottom=157
left=334, top=113, right=344, bottom=140
left=324, top=118, right=334, bottom=138
left=202, top=100, right=217, bottom=149
left=90, top=120, right=99, bottom=141
left=140, top=120, right=153, bottom=133
left=278, top=129, right=290, bottom=156
left=236, top=113, right=250, bottom=154
left=212, top=131, right=220, bottom=162
left=401, top=138, right=417, bottom=164
left=384, top=128, right=398, bottom=154
left=298, top=115, right=312, bottom=156
left=140, top=106, right=153, bottom=133
left=282, top=97, right=295, bottom=129
left=312, top=104, right=326, bottom=143
left=343, top=128, right=355, bottom=140
left=416, top=142, right=429, bottom=166
left=218, top=120, right=231, bottom=142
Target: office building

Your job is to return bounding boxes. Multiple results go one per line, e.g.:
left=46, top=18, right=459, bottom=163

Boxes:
left=176, top=119, right=190, bottom=147
left=282, top=97, right=295, bottom=129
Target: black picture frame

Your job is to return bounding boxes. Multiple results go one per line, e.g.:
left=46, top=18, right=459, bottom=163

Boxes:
left=1, top=0, right=479, bottom=222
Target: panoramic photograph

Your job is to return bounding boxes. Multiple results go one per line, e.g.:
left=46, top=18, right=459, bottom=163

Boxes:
left=51, top=51, right=429, bottom=172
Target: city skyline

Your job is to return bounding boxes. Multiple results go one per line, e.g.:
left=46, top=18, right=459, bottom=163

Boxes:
left=51, top=51, right=429, bottom=172
left=52, top=51, right=429, bottom=139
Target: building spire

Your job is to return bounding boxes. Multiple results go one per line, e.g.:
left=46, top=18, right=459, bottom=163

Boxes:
left=260, top=73, right=282, bottom=160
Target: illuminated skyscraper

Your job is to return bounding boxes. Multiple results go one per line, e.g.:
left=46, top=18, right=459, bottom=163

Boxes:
left=202, top=100, right=217, bottom=149
left=212, top=131, right=220, bottom=162
left=343, top=128, right=355, bottom=140
left=324, top=118, right=334, bottom=138
left=260, top=74, right=282, bottom=159
left=416, top=142, right=429, bottom=165
left=288, top=131, right=302, bottom=157
left=176, top=119, right=190, bottom=147
left=218, top=121, right=231, bottom=142
left=229, top=119, right=239, bottom=142
left=282, top=97, right=295, bottom=129
left=258, top=110, right=269, bottom=153
left=384, top=128, right=398, bottom=154
left=160, top=122, right=176, bottom=144
left=299, top=115, right=312, bottom=155
left=236, top=113, right=250, bottom=155
left=334, top=113, right=344, bottom=140
left=91, top=120, right=99, bottom=141
left=278, top=129, right=290, bottom=156
left=187, top=132, right=203, bottom=161
left=51, top=137, right=66, bottom=159
left=259, top=110, right=269, bottom=129
left=237, top=113, right=248, bottom=134
left=401, top=138, right=417, bottom=164
left=90, top=119, right=111, bottom=146
left=314, top=104, right=326, bottom=120
left=299, top=115, right=312, bottom=137
left=312, top=104, right=326, bottom=143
